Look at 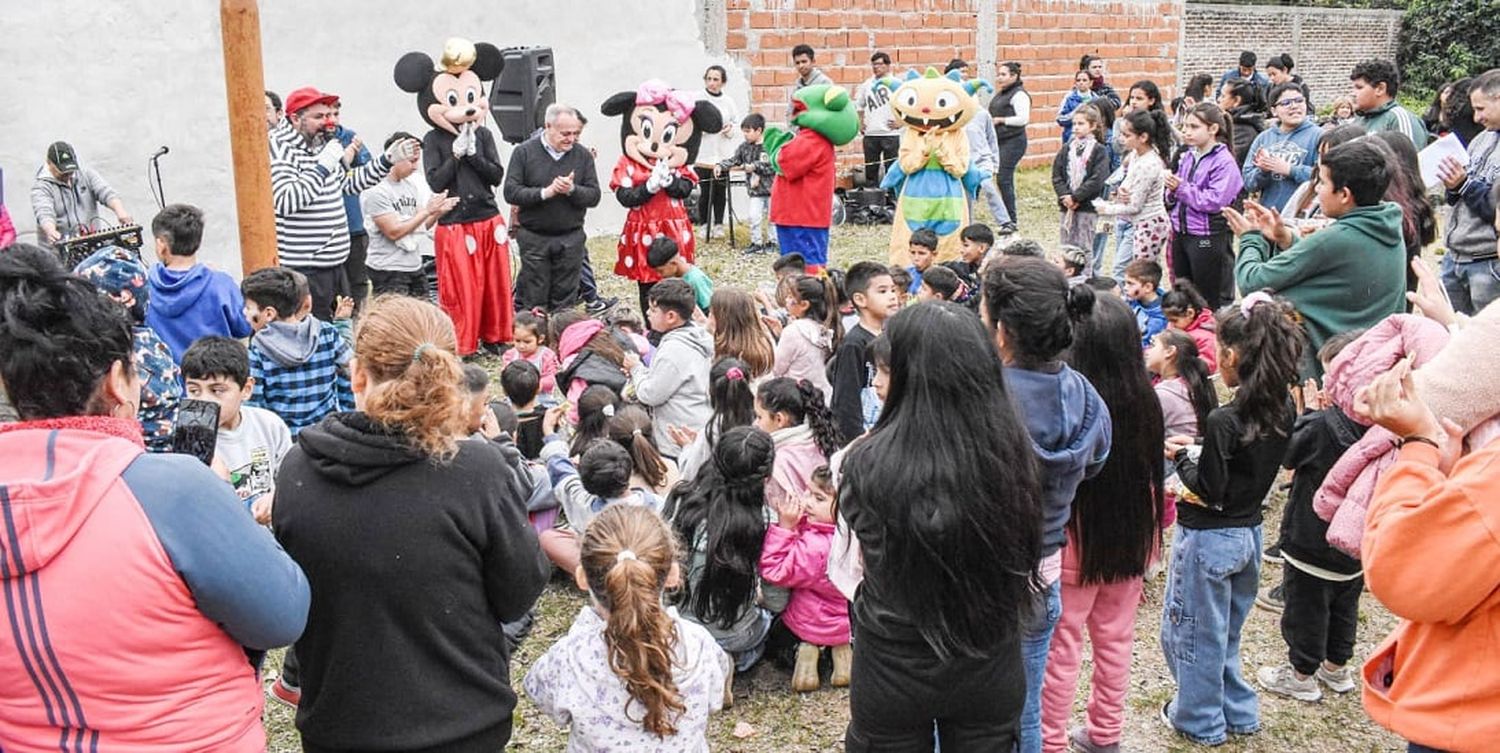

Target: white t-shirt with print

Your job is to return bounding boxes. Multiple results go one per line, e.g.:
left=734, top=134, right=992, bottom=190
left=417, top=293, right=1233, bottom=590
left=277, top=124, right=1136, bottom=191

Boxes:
left=361, top=176, right=433, bottom=272
left=218, top=404, right=292, bottom=505
left=856, top=76, right=899, bottom=137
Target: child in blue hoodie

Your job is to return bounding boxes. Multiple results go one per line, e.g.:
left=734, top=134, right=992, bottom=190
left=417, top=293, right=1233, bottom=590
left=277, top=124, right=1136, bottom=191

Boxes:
left=240, top=266, right=354, bottom=436
left=1241, top=82, right=1323, bottom=213
left=981, top=256, right=1113, bottom=753
left=145, top=204, right=253, bottom=363
left=1123, top=259, right=1168, bottom=348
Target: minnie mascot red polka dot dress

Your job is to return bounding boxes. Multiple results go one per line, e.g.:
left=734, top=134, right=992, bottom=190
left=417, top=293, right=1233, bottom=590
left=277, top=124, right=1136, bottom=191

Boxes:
left=600, top=80, right=723, bottom=315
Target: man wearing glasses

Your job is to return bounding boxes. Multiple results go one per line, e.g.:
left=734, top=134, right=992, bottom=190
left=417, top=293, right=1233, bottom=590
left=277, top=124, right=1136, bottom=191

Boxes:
left=1242, top=83, right=1323, bottom=212
left=503, top=103, right=603, bottom=313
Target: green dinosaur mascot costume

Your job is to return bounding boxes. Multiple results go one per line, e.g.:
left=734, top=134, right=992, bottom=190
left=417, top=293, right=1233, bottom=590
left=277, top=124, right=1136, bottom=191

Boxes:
left=763, top=84, right=859, bottom=272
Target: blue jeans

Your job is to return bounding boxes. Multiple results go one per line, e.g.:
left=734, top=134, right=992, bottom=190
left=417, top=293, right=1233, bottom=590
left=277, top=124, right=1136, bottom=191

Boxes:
left=1016, top=578, right=1062, bottom=753
left=1160, top=525, right=1262, bottom=746
left=1439, top=252, right=1500, bottom=316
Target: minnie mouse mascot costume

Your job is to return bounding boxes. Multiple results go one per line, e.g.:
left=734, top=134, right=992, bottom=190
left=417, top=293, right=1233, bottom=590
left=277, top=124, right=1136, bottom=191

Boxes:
left=600, top=80, right=722, bottom=315
left=394, top=38, right=511, bottom=356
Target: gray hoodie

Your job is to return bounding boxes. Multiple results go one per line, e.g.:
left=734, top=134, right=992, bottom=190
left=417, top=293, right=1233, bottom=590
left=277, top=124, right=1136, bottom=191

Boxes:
left=1445, top=129, right=1500, bottom=261
left=31, top=164, right=119, bottom=237
left=628, top=324, right=714, bottom=456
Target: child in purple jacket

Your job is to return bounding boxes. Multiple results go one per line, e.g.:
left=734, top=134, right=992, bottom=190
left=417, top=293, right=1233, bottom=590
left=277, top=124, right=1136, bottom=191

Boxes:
left=1166, top=104, right=1245, bottom=309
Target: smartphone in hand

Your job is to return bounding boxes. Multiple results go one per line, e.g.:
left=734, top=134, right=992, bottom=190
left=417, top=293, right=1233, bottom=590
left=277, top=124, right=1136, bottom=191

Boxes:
left=171, top=399, right=221, bottom=467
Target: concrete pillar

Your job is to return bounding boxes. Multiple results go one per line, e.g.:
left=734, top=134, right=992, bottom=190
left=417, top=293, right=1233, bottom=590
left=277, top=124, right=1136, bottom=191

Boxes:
left=977, top=0, right=997, bottom=82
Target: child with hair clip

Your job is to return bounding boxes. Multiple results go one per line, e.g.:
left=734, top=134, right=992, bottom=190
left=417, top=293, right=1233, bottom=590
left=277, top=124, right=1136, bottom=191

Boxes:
left=668, top=426, right=787, bottom=677
left=524, top=505, right=731, bottom=750
left=768, top=274, right=842, bottom=404
left=982, top=257, right=1113, bottom=753
left=754, top=378, right=842, bottom=512
left=1166, top=103, right=1243, bottom=309
left=672, top=357, right=757, bottom=483
left=606, top=404, right=681, bottom=496
left=1093, top=109, right=1173, bottom=278
left=538, top=404, right=664, bottom=574
left=1160, top=292, right=1303, bottom=746
left=1053, top=103, right=1112, bottom=259
left=761, top=465, right=850, bottom=693
left=1161, top=281, right=1219, bottom=374
left=570, top=385, right=623, bottom=458
left=1147, top=330, right=1219, bottom=440
left=1044, top=295, right=1165, bottom=753
left=502, top=309, right=560, bottom=397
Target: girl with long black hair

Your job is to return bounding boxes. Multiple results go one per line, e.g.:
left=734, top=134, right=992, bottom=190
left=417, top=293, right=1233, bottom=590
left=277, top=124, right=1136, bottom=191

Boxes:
left=838, top=301, right=1043, bottom=751
left=1042, top=295, right=1165, bottom=753
left=669, top=426, right=786, bottom=674
left=982, top=257, right=1113, bottom=753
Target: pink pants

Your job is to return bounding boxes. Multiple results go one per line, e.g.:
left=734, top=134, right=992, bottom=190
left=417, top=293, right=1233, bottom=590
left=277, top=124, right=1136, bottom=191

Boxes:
left=1041, top=575, right=1145, bottom=753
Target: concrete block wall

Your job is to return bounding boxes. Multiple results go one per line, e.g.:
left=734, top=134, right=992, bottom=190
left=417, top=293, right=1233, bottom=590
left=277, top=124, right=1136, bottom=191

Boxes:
left=1178, top=4, right=1403, bottom=110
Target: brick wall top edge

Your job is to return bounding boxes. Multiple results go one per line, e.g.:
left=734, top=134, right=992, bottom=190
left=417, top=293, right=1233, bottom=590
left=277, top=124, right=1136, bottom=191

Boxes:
left=1184, top=3, right=1402, bottom=20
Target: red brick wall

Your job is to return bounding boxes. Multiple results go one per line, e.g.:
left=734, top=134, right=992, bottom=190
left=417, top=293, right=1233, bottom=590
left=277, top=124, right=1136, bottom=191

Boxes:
left=723, top=0, right=1183, bottom=169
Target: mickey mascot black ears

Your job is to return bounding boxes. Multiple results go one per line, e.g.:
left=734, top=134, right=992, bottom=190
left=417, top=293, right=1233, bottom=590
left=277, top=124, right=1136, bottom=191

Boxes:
left=393, top=39, right=505, bottom=134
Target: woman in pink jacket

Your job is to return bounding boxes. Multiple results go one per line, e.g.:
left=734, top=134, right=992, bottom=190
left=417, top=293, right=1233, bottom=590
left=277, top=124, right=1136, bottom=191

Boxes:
left=0, top=245, right=309, bottom=752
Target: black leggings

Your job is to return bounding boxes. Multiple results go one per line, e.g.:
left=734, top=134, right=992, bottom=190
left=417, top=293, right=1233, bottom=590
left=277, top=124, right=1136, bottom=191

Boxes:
left=1170, top=229, right=1235, bottom=309
left=845, top=622, right=1024, bottom=752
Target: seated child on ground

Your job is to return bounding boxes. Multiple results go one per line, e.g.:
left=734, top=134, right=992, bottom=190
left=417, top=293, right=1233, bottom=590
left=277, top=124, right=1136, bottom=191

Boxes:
left=905, top=228, right=939, bottom=296
left=502, top=310, right=560, bottom=397
left=625, top=279, right=713, bottom=457
left=524, top=505, right=731, bottom=749
left=648, top=237, right=714, bottom=313
left=502, top=360, right=547, bottom=460
left=917, top=264, right=963, bottom=302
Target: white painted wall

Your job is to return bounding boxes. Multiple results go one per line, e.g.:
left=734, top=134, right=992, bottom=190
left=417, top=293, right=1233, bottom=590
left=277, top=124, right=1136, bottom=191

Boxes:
left=0, top=0, right=749, bottom=275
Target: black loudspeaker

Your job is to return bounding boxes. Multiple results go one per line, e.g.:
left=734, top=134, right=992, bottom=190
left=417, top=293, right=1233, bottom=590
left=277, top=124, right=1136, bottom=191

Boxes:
left=491, top=47, right=556, bottom=144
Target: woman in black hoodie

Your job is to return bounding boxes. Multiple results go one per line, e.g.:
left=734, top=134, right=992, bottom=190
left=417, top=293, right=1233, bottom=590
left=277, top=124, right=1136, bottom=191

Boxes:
left=273, top=295, right=549, bottom=753
left=1218, top=79, right=1267, bottom=168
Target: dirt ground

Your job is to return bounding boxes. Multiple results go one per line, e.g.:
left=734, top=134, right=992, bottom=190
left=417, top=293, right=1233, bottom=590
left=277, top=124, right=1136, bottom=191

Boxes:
left=263, top=168, right=1408, bottom=752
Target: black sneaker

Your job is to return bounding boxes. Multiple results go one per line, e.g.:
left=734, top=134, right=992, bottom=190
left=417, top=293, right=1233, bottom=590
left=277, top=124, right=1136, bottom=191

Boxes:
left=1263, top=542, right=1284, bottom=564
left=586, top=296, right=618, bottom=316
left=998, top=222, right=1019, bottom=235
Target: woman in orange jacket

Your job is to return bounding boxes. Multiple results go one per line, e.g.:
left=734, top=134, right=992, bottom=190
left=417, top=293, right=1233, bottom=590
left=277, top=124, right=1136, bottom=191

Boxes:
left=1357, top=356, right=1500, bottom=753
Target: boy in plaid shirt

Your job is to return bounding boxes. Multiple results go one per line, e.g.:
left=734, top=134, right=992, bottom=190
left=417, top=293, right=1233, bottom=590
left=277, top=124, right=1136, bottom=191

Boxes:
left=241, top=266, right=354, bottom=435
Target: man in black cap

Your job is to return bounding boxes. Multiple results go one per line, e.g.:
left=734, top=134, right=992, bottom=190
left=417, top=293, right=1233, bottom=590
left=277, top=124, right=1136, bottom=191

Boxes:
left=30, top=141, right=132, bottom=245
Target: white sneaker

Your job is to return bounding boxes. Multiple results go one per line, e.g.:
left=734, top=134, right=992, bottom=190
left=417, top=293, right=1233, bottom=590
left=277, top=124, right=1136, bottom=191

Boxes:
left=1256, top=664, right=1322, bottom=702
left=1315, top=663, right=1357, bottom=694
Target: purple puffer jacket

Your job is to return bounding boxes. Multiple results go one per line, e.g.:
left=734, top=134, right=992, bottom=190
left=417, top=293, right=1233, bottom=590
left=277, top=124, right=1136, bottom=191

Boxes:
left=1167, top=143, right=1243, bottom=236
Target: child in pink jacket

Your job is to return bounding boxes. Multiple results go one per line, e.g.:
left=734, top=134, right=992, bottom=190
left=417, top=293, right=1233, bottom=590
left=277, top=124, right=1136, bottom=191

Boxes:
left=761, top=465, right=851, bottom=693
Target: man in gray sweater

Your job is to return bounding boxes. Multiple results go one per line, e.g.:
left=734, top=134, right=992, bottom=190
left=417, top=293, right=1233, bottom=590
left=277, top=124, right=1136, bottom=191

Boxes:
left=1437, top=69, right=1500, bottom=315
left=503, top=104, right=601, bottom=312
left=31, top=141, right=132, bottom=245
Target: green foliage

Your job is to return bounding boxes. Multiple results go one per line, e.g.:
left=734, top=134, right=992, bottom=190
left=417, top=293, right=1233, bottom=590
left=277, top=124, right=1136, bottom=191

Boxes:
left=1399, top=0, right=1500, bottom=100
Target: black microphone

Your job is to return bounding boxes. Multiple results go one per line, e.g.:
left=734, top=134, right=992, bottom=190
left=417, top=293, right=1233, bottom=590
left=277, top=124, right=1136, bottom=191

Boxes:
left=151, top=145, right=169, bottom=159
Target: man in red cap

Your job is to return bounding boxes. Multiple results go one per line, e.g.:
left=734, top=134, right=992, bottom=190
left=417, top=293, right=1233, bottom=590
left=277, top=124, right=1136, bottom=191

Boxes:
left=268, top=86, right=418, bottom=319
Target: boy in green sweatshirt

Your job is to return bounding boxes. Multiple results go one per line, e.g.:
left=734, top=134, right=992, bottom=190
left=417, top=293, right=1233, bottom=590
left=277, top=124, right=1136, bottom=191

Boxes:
left=1228, top=139, right=1406, bottom=372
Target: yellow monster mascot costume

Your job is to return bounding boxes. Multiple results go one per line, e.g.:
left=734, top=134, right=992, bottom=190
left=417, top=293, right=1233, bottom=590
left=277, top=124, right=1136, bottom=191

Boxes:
left=880, top=68, right=992, bottom=265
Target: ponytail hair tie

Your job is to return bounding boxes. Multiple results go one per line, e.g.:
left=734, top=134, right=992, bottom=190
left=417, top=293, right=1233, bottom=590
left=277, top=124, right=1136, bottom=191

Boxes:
left=412, top=342, right=436, bottom=363
left=725, top=367, right=746, bottom=381
left=1240, top=291, right=1274, bottom=318
left=601, top=404, right=616, bottom=417
left=632, top=428, right=643, bottom=437
left=615, top=549, right=637, bottom=564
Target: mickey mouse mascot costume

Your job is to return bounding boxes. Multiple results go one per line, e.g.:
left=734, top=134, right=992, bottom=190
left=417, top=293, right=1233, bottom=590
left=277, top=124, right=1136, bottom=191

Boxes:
left=394, top=38, right=511, bottom=356
left=599, top=80, right=722, bottom=315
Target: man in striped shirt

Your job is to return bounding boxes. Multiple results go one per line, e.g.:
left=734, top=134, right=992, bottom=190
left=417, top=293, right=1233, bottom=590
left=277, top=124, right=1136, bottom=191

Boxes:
left=270, top=87, right=418, bottom=318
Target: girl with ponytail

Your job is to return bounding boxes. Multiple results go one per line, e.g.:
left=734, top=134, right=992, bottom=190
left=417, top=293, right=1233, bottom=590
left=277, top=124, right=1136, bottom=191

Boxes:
left=275, top=294, right=547, bottom=750
left=1160, top=292, right=1303, bottom=745
left=525, top=505, right=731, bottom=748
left=770, top=274, right=842, bottom=402
left=669, top=426, right=787, bottom=674
left=754, top=377, right=842, bottom=513
left=606, top=404, right=681, bottom=495
left=673, top=356, right=758, bottom=483
left=981, top=257, right=1113, bottom=753
left=1094, top=108, right=1174, bottom=277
